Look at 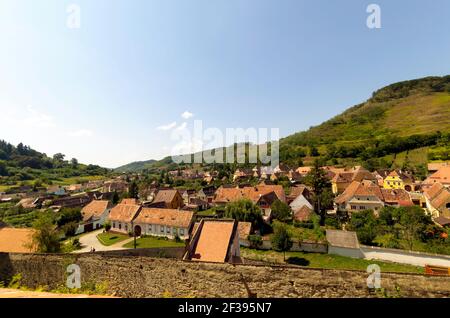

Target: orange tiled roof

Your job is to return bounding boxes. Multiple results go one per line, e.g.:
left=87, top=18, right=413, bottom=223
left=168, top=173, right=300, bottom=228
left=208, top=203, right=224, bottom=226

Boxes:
left=431, top=189, right=450, bottom=210
left=293, top=205, right=313, bottom=222
left=237, top=222, right=252, bottom=239
left=191, top=220, right=236, bottom=263
left=296, top=166, right=312, bottom=175
left=134, top=208, right=194, bottom=228
left=153, top=190, right=179, bottom=204
left=424, top=166, right=450, bottom=185
left=121, top=198, right=139, bottom=205
left=0, top=228, right=36, bottom=253
left=381, top=189, right=412, bottom=204
left=335, top=181, right=381, bottom=204
left=424, top=182, right=445, bottom=201
left=214, top=184, right=286, bottom=204
left=108, top=204, right=141, bottom=223
left=81, top=200, right=111, bottom=222
left=288, top=185, right=308, bottom=199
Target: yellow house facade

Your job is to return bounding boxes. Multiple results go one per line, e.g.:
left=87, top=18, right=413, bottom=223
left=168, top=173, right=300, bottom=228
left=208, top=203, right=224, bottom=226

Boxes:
left=383, top=171, right=413, bottom=190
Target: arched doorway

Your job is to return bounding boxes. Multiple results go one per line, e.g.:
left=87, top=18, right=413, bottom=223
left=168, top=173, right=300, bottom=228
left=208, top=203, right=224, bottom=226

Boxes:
left=134, top=225, right=142, bottom=237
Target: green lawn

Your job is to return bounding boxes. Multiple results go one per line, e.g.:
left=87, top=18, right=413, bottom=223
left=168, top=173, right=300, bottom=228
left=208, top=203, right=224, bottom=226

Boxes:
left=241, top=248, right=424, bottom=274
left=196, top=209, right=217, bottom=217
left=122, top=236, right=185, bottom=249
left=97, top=232, right=130, bottom=246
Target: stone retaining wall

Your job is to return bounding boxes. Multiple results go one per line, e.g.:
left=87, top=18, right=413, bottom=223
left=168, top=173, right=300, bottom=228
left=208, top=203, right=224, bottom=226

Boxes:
left=0, top=253, right=449, bottom=298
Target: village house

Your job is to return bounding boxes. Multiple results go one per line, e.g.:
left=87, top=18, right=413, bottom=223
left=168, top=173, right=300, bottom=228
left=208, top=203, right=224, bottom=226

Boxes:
left=102, top=180, right=129, bottom=193
left=423, top=166, right=450, bottom=188
left=287, top=185, right=311, bottom=203
left=108, top=203, right=142, bottom=234
left=383, top=170, right=415, bottom=191
left=150, top=189, right=184, bottom=209
left=51, top=194, right=92, bottom=209
left=232, top=168, right=253, bottom=182
left=290, top=191, right=313, bottom=216
left=180, top=189, right=197, bottom=205
left=213, top=184, right=286, bottom=220
left=183, top=197, right=209, bottom=211
left=335, top=181, right=384, bottom=215
left=77, top=200, right=112, bottom=234
left=46, top=185, right=66, bottom=196
left=331, top=166, right=377, bottom=194
left=423, top=182, right=450, bottom=220
left=293, top=205, right=314, bottom=222
left=380, top=188, right=414, bottom=207
left=287, top=170, right=302, bottom=183
left=65, top=184, right=84, bottom=193
left=121, top=198, right=139, bottom=205
left=197, top=186, right=216, bottom=203
left=428, top=162, right=450, bottom=174
left=132, top=208, right=194, bottom=239
left=237, top=222, right=252, bottom=245
left=295, top=166, right=312, bottom=177
left=184, top=219, right=242, bottom=264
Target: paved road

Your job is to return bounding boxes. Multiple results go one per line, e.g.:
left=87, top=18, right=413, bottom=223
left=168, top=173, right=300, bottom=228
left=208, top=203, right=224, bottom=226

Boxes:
left=73, top=229, right=134, bottom=254
left=362, top=248, right=450, bottom=267
left=0, top=288, right=115, bottom=298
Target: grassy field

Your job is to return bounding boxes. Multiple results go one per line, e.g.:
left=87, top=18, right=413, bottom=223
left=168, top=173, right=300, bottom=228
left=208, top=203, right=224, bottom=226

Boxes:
left=97, top=232, right=130, bottom=246
left=122, top=236, right=184, bottom=249
left=241, top=248, right=424, bottom=274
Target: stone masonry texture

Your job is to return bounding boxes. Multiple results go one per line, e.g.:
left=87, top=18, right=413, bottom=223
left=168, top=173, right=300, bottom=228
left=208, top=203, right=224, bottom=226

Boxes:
left=0, top=253, right=449, bottom=298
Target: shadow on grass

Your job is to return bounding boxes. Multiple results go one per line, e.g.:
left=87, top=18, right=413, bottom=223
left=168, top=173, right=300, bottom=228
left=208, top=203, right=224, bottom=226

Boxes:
left=286, top=257, right=310, bottom=266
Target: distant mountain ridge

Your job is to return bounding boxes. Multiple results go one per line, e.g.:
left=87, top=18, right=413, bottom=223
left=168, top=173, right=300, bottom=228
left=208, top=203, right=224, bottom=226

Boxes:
left=115, top=75, right=450, bottom=173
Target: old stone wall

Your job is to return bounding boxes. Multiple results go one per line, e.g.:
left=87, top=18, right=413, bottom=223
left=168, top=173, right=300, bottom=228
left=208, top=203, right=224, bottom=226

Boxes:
left=0, top=253, right=449, bottom=298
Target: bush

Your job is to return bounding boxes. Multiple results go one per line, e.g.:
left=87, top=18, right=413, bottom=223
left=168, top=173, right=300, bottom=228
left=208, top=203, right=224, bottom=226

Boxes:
left=62, top=222, right=78, bottom=237
left=294, top=221, right=314, bottom=229
left=104, top=221, right=111, bottom=232
left=248, top=235, right=263, bottom=249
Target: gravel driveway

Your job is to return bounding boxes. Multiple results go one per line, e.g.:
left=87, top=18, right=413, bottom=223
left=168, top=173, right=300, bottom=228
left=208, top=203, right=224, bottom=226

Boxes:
left=73, top=229, right=134, bottom=254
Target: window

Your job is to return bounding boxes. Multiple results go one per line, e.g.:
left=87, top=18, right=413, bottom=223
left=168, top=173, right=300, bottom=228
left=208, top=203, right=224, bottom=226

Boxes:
left=119, top=223, right=122, bottom=230
left=113, top=222, right=116, bottom=228
left=125, top=224, right=128, bottom=231
left=180, top=229, right=184, bottom=236
left=160, top=226, right=164, bottom=233
left=166, top=227, right=171, bottom=234
left=351, top=205, right=357, bottom=210
left=148, top=225, right=153, bottom=232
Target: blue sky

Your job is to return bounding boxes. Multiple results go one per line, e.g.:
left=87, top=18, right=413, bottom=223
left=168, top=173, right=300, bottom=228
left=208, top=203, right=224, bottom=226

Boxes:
left=0, top=0, right=449, bottom=168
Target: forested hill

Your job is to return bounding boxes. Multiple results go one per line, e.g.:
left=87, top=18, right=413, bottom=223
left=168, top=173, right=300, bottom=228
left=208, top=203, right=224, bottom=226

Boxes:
left=0, top=140, right=109, bottom=189
left=118, top=75, right=450, bottom=174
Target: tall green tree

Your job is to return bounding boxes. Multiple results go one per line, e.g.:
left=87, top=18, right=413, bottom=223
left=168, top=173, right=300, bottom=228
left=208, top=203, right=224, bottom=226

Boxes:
left=128, top=181, right=139, bottom=199
left=304, top=159, right=333, bottom=225
left=224, top=199, right=263, bottom=227
left=270, top=200, right=291, bottom=222
left=30, top=212, right=61, bottom=253
left=271, top=222, right=293, bottom=261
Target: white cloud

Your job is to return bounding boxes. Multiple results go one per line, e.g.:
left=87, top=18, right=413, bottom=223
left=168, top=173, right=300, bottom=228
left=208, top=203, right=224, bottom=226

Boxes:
left=69, top=129, right=94, bottom=137
left=181, top=111, right=194, bottom=119
left=157, top=122, right=177, bottom=131
left=176, top=122, right=187, bottom=131
left=21, top=105, right=56, bottom=128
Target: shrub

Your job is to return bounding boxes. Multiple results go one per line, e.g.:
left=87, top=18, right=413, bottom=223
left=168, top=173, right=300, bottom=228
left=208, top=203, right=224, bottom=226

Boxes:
left=248, top=235, right=263, bottom=249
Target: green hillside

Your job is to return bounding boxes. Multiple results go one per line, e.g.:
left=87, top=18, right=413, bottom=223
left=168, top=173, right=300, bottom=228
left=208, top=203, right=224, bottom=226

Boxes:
left=0, top=140, right=109, bottom=191
left=116, top=76, right=450, bottom=174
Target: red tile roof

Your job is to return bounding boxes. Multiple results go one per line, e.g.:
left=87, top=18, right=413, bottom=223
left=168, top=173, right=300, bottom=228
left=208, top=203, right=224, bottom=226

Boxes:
left=134, top=208, right=194, bottom=228
left=81, top=200, right=111, bottom=222
left=190, top=220, right=236, bottom=263
left=108, top=204, right=141, bottom=223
